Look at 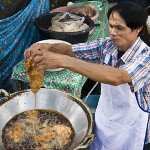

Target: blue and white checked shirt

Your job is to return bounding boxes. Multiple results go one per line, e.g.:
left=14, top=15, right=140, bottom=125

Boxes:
left=73, top=37, right=150, bottom=143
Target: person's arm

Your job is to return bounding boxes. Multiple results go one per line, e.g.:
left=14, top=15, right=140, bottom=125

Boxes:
left=62, top=54, right=131, bottom=85
left=29, top=47, right=131, bottom=86
left=24, top=42, right=74, bottom=58
left=25, top=38, right=130, bottom=85
left=25, top=38, right=107, bottom=63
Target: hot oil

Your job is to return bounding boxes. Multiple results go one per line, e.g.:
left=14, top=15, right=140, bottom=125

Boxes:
left=24, top=59, right=45, bottom=139
left=2, top=109, right=75, bottom=150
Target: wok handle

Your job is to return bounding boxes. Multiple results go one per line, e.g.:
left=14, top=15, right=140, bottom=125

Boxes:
left=74, top=134, right=95, bottom=150
left=0, top=89, right=9, bottom=98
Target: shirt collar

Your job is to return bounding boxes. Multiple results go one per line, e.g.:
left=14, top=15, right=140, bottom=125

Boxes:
left=121, top=37, right=143, bottom=63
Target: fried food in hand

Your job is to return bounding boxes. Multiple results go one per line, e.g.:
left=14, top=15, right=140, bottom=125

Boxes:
left=25, top=59, right=43, bottom=93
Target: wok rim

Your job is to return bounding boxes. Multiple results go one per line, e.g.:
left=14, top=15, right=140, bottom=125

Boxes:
left=0, top=88, right=94, bottom=149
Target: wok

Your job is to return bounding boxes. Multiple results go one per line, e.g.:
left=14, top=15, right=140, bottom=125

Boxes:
left=35, top=12, right=95, bottom=44
left=0, top=88, right=94, bottom=150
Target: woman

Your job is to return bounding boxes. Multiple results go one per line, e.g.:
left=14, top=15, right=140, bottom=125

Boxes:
left=25, top=2, right=150, bottom=149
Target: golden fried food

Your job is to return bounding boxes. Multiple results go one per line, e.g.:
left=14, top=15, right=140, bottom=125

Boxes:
left=25, top=59, right=43, bottom=93
left=7, top=122, right=24, bottom=143
left=34, top=127, right=56, bottom=143
left=53, top=124, right=72, bottom=146
left=34, top=124, right=72, bottom=145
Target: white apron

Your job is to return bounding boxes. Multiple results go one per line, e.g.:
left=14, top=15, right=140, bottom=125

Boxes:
left=90, top=83, right=148, bottom=150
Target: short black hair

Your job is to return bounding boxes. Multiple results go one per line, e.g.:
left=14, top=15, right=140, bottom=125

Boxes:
left=107, top=2, right=148, bottom=30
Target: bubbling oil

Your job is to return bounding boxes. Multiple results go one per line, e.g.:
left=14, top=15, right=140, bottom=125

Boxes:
left=2, top=109, right=75, bottom=150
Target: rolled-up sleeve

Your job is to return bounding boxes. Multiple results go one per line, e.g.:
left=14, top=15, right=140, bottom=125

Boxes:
left=120, top=53, right=150, bottom=92
left=72, top=38, right=106, bottom=63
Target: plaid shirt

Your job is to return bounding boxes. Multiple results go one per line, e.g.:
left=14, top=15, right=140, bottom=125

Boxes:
left=73, top=37, right=150, bottom=143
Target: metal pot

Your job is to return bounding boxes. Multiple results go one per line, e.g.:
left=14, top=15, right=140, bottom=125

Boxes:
left=35, top=12, right=95, bottom=44
left=0, top=88, right=94, bottom=150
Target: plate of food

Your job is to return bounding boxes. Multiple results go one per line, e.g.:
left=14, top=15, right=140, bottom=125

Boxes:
left=37, top=39, right=72, bottom=72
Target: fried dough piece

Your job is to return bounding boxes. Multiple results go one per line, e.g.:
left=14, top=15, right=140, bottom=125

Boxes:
left=53, top=124, right=72, bottom=146
left=25, top=59, right=43, bottom=93
left=7, top=122, right=24, bottom=143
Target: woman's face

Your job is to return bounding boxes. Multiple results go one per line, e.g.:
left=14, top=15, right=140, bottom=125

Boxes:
left=108, top=11, right=141, bottom=51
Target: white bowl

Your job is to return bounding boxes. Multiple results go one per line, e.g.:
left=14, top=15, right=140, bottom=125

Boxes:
left=37, top=39, right=71, bottom=72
